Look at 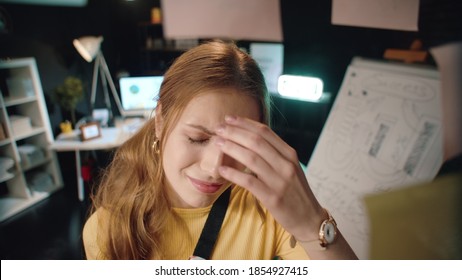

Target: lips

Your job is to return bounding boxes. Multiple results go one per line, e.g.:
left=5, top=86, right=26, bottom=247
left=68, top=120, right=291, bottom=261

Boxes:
left=188, top=176, right=224, bottom=194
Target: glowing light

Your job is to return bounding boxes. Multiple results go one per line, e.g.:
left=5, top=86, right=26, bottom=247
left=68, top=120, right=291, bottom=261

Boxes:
left=277, top=75, right=323, bottom=101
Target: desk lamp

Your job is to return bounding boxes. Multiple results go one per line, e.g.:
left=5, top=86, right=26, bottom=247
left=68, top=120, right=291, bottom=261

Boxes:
left=73, top=36, right=123, bottom=122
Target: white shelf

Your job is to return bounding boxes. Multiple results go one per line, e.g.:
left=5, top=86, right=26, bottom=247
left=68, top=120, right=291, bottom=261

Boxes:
left=0, top=139, right=11, bottom=147
left=0, top=172, right=15, bottom=183
left=0, top=192, right=50, bottom=222
left=0, top=57, right=64, bottom=222
left=13, top=127, right=46, bottom=141
left=21, top=156, right=52, bottom=171
left=4, top=96, right=37, bottom=107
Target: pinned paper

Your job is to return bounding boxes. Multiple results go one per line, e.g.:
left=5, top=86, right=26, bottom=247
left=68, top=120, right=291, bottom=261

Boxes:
left=161, top=0, right=283, bottom=42
left=331, top=0, right=420, bottom=31
left=305, top=57, right=443, bottom=259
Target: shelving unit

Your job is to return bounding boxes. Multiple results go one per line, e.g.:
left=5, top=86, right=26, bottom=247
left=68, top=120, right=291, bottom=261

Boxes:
left=0, top=57, right=63, bottom=222
left=137, top=22, right=193, bottom=75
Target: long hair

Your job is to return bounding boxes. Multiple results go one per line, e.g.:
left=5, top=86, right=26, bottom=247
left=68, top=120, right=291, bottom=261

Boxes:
left=90, top=40, right=270, bottom=259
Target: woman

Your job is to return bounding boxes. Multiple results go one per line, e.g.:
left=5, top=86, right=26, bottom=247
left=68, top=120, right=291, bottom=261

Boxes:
left=83, top=40, right=357, bottom=260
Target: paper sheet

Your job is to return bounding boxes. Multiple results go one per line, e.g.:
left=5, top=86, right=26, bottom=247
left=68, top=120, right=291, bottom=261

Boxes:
left=331, top=0, right=420, bottom=31
left=364, top=174, right=462, bottom=259
left=161, top=0, right=283, bottom=42
left=305, top=57, right=443, bottom=259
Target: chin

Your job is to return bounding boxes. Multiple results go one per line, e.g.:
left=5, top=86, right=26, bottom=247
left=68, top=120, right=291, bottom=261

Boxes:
left=190, top=188, right=227, bottom=208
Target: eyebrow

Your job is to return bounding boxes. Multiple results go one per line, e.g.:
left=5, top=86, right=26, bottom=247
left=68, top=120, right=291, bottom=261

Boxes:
left=186, top=124, right=216, bottom=136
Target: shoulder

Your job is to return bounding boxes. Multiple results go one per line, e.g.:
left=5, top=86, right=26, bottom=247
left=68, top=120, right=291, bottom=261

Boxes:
left=228, top=186, right=271, bottom=221
left=83, top=208, right=109, bottom=235
left=83, top=208, right=109, bottom=259
left=229, top=186, right=262, bottom=212
left=230, top=185, right=252, bottom=201
left=83, top=210, right=100, bottom=237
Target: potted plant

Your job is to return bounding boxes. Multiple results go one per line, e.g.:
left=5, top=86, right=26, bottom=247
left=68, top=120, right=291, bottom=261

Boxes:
left=53, top=76, right=84, bottom=127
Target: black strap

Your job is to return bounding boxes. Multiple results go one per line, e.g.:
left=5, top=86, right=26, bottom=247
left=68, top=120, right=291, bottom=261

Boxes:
left=192, top=187, right=231, bottom=260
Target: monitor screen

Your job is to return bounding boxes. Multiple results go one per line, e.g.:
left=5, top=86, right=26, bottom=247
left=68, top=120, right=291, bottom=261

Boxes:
left=119, top=76, right=163, bottom=117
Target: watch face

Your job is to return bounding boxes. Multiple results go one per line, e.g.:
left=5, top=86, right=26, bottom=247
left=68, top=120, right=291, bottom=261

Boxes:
left=324, top=221, right=337, bottom=244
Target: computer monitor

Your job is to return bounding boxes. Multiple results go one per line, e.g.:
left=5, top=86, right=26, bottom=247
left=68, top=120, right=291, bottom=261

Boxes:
left=119, top=76, right=163, bottom=117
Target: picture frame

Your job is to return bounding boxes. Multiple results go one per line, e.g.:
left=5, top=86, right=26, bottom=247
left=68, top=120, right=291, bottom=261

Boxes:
left=79, top=121, right=101, bottom=141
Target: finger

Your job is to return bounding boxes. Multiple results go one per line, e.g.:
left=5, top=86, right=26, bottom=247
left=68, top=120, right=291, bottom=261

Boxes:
left=217, top=136, right=285, bottom=188
left=217, top=117, right=301, bottom=180
left=217, top=124, right=283, bottom=172
left=223, top=115, right=299, bottom=164
left=219, top=164, right=311, bottom=220
left=218, top=165, right=275, bottom=201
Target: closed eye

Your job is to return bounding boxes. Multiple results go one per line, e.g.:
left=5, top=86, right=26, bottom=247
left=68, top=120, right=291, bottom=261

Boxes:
left=188, top=137, right=209, bottom=145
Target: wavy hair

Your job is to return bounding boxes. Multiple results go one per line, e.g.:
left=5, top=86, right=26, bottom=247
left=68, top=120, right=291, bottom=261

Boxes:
left=90, top=40, right=270, bottom=259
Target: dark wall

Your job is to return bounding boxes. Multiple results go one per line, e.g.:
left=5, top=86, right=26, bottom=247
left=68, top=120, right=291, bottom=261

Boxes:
left=277, top=1, right=420, bottom=162
left=281, top=1, right=420, bottom=94
left=0, top=0, right=421, bottom=164
left=0, top=0, right=160, bottom=132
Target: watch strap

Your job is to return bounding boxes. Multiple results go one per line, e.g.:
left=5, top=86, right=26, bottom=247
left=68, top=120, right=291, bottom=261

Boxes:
left=290, top=235, right=327, bottom=251
left=289, top=208, right=337, bottom=251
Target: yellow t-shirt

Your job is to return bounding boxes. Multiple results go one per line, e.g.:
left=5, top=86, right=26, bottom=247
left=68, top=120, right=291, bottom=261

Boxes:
left=83, top=186, right=310, bottom=260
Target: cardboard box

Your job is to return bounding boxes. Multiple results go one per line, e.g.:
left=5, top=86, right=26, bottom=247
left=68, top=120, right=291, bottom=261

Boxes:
left=26, top=171, right=54, bottom=193
left=9, top=115, right=32, bottom=136
left=18, top=144, right=45, bottom=168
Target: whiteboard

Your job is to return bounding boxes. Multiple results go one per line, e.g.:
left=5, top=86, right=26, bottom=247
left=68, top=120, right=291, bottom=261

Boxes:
left=305, top=57, right=443, bottom=259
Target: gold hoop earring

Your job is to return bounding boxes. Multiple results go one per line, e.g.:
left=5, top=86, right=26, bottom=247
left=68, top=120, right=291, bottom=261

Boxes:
left=152, top=139, right=160, bottom=154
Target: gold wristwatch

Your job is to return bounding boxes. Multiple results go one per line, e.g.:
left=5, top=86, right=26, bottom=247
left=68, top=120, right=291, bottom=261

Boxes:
left=319, top=208, right=337, bottom=248
left=290, top=208, right=338, bottom=250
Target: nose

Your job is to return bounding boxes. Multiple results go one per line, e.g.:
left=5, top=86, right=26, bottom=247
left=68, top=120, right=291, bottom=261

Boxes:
left=200, top=138, right=225, bottom=178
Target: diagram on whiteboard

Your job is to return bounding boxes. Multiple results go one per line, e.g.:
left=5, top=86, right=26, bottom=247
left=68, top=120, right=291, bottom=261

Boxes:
left=305, top=58, right=443, bottom=259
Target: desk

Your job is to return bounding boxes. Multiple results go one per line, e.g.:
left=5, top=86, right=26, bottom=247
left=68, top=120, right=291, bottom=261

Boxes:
left=50, top=127, right=135, bottom=201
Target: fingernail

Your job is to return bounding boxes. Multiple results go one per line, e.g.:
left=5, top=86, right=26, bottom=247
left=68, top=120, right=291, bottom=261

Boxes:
left=218, top=166, right=228, bottom=174
left=225, top=115, right=236, bottom=123
left=215, top=137, right=225, bottom=147
left=216, top=124, right=225, bottom=134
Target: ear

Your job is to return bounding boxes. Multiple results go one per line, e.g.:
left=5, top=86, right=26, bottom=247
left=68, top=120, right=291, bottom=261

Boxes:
left=155, top=103, right=164, bottom=139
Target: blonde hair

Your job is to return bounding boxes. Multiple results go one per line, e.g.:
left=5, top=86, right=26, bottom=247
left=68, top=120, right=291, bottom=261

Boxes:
left=90, top=40, right=270, bottom=259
